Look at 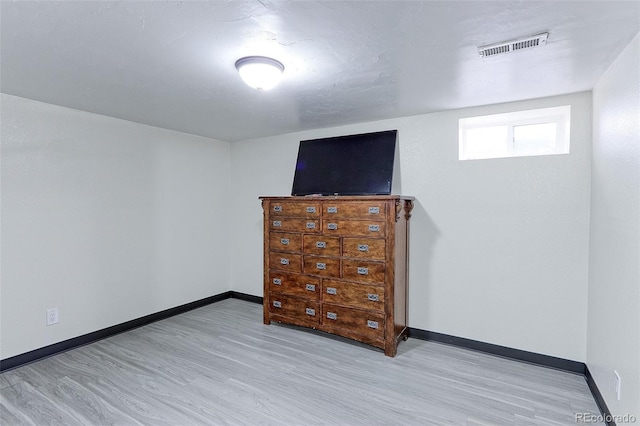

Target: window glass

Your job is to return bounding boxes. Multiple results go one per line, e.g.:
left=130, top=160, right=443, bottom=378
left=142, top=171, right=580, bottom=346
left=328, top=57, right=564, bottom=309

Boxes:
left=459, top=105, right=570, bottom=160
left=465, top=126, right=508, bottom=159
left=513, top=123, right=557, bottom=156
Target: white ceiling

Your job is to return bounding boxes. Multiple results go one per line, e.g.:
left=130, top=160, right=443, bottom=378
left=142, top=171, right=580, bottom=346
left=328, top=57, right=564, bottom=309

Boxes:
left=1, top=1, right=638, bottom=142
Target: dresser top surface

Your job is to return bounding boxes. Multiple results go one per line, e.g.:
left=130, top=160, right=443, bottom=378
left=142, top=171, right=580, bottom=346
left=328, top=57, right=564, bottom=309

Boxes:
left=259, top=195, right=414, bottom=201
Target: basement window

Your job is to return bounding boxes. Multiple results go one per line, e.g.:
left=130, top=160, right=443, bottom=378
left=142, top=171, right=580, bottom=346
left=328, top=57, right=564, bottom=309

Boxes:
left=459, top=105, right=570, bottom=160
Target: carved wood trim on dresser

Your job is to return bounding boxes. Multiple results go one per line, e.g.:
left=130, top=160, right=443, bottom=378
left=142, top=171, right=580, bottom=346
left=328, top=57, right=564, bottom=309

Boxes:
left=260, top=195, right=414, bottom=357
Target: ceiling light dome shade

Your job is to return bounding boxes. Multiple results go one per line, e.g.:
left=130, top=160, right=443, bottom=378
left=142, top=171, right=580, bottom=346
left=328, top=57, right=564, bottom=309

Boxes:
left=235, top=56, right=285, bottom=91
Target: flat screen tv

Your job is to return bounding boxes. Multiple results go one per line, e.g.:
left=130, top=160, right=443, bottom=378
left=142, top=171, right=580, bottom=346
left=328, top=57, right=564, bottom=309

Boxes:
left=291, top=130, right=397, bottom=196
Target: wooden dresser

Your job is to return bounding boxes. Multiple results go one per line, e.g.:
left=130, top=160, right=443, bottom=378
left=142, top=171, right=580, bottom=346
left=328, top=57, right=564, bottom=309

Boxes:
left=260, top=195, right=413, bottom=357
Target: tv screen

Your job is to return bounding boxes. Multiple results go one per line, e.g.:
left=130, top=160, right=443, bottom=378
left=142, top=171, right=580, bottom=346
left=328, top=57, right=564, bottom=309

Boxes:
left=291, top=130, right=397, bottom=196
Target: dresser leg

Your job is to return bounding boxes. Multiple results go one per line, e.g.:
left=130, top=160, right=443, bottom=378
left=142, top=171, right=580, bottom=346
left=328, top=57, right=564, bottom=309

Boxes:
left=384, top=345, right=397, bottom=357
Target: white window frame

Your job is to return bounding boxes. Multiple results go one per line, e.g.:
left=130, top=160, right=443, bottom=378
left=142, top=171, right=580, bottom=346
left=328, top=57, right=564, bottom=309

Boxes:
left=459, top=105, right=571, bottom=160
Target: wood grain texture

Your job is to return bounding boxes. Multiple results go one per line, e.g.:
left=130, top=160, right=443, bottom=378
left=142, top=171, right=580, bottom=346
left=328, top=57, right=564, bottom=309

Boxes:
left=269, top=232, right=303, bottom=253
left=270, top=201, right=321, bottom=217
left=268, top=271, right=320, bottom=299
left=270, top=218, right=320, bottom=233
left=268, top=251, right=302, bottom=274
left=303, top=235, right=341, bottom=256
left=269, top=294, right=320, bottom=326
left=321, top=278, right=386, bottom=311
left=322, top=219, right=386, bottom=236
left=321, top=303, right=385, bottom=340
left=342, top=259, right=386, bottom=284
left=302, top=255, right=340, bottom=277
left=321, top=201, right=387, bottom=218
left=342, top=237, right=386, bottom=260
left=1, top=299, right=603, bottom=425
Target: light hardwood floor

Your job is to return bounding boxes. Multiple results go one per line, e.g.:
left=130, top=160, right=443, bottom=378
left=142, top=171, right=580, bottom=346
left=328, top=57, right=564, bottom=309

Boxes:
left=1, top=299, right=603, bottom=425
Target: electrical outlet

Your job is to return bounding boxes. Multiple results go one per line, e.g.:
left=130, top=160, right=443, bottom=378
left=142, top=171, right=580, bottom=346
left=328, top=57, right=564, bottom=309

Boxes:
left=46, top=308, right=59, bottom=326
left=614, top=370, right=621, bottom=401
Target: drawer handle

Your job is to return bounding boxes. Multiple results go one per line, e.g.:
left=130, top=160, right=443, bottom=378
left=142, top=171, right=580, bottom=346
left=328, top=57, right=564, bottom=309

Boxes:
left=326, top=287, right=337, bottom=295
left=368, top=224, right=380, bottom=232
left=327, top=223, right=338, bottom=230
left=306, top=206, right=316, bottom=213
left=273, top=301, right=282, bottom=308
left=315, top=241, right=326, bottom=249
left=357, top=267, right=369, bottom=275
left=367, top=320, right=379, bottom=329
left=358, top=244, right=369, bottom=252
left=367, top=293, right=379, bottom=302
left=273, top=278, right=282, bottom=285
left=368, top=207, right=380, bottom=214
left=305, top=308, right=316, bottom=316
left=327, top=206, right=338, bottom=213
left=316, top=262, right=326, bottom=270
left=273, top=220, right=282, bottom=227
left=280, top=238, right=289, bottom=245
left=306, top=284, right=316, bottom=292
left=280, top=258, right=289, bottom=265
left=327, top=312, right=337, bottom=320
left=306, top=222, right=316, bottom=229
left=273, top=205, right=282, bottom=212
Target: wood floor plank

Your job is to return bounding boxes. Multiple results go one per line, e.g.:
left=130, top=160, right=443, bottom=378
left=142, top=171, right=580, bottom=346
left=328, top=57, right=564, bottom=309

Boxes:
left=35, top=376, right=141, bottom=426
left=0, top=299, right=603, bottom=425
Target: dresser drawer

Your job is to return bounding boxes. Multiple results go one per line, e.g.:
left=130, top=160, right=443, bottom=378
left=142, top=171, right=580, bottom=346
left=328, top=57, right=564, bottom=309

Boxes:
left=303, top=255, right=340, bottom=277
left=269, top=294, right=319, bottom=325
left=322, top=220, right=386, bottom=236
left=270, top=218, right=320, bottom=233
left=269, top=252, right=302, bottom=273
left=342, top=237, right=385, bottom=260
left=322, top=303, right=385, bottom=339
left=303, top=235, right=340, bottom=256
left=343, top=259, right=385, bottom=284
left=270, top=201, right=321, bottom=217
left=322, top=202, right=386, bottom=219
left=322, top=279, right=385, bottom=312
left=270, top=232, right=302, bottom=253
left=269, top=272, right=319, bottom=298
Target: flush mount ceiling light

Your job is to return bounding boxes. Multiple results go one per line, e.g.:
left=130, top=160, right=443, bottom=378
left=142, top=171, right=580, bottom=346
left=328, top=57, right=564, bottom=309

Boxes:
left=235, top=56, right=285, bottom=91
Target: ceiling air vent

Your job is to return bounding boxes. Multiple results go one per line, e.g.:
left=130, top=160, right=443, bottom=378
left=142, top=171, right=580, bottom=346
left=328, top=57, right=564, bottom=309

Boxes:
left=478, top=32, right=549, bottom=57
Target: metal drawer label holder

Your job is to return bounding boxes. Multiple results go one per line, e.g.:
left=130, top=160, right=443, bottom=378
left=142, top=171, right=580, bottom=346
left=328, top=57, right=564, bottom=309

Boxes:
left=280, top=238, right=289, bottom=245
left=327, top=312, right=337, bottom=320
left=273, top=278, right=282, bottom=285
left=305, top=308, right=316, bottom=316
left=327, top=223, right=338, bottom=230
left=280, top=258, right=289, bottom=265
left=306, top=222, right=316, bottom=229
left=273, top=301, right=282, bottom=308
left=306, top=206, right=316, bottom=213
left=273, top=205, right=282, bottom=212
left=326, top=287, right=337, bottom=295
left=273, top=221, right=282, bottom=227
left=316, top=262, right=326, bottom=270
left=316, top=241, right=326, bottom=248
left=368, top=224, right=380, bottom=232
left=367, top=293, right=379, bottom=302
left=357, top=267, right=369, bottom=275
left=367, top=320, right=379, bottom=329
left=327, top=206, right=338, bottom=213
left=306, top=284, right=316, bottom=292
left=358, top=244, right=369, bottom=252
left=368, top=207, right=380, bottom=214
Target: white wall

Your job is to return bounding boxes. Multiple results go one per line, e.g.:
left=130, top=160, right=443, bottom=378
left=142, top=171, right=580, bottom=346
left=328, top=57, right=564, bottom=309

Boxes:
left=0, top=94, right=231, bottom=360
left=230, top=92, right=592, bottom=362
left=588, top=33, right=640, bottom=417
